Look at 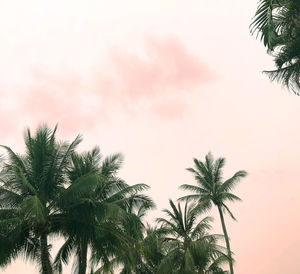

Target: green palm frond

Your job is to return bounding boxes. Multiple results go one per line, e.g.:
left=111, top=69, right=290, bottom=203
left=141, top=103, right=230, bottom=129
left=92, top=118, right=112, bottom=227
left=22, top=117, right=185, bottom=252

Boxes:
left=250, top=0, right=283, bottom=50
left=59, top=173, right=99, bottom=206
left=21, top=195, right=46, bottom=224
left=101, top=153, right=124, bottom=176
left=251, top=0, right=300, bottom=93
left=53, top=237, right=75, bottom=274
left=0, top=188, right=22, bottom=208
left=191, top=216, right=213, bottom=239
left=222, top=203, right=237, bottom=221
left=0, top=146, right=27, bottom=175
left=221, top=193, right=242, bottom=203
left=213, top=157, right=225, bottom=183
left=220, top=171, right=247, bottom=192
left=179, top=184, right=209, bottom=195
left=265, top=61, right=300, bottom=94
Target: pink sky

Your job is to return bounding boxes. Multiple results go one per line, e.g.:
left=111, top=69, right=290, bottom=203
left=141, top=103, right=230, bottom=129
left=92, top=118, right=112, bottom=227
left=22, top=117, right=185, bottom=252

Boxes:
left=1, top=0, right=300, bottom=273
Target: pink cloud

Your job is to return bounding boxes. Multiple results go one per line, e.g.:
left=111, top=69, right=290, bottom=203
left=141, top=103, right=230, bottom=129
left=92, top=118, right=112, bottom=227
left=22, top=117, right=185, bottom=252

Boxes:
left=0, top=87, right=24, bottom=142
left=14, top=35, right=211, bottom=134
left=21, top=69, right=102, bottom=135
left=104, top=35, right=210, bottom=100
left=92, top=35, right=211, bottom=117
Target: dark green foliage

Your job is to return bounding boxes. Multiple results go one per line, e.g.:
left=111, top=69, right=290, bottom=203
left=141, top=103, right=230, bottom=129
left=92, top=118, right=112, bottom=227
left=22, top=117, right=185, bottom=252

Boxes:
left=0, top=126, right=245, bottom=274
left=54, top=147, right=154, bottom=274
left=156, top=200, right=229, bottom=274
left=0, top=125, right=81, bottom=273
left=92, top=203, right=156, bottom=274
left=0, top=125, right=155, bottom=274
left=251, top=0, right=300, bottom=94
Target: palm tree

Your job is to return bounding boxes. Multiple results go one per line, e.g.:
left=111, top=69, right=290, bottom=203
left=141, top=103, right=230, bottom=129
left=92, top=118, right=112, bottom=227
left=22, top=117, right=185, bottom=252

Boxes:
left=250, top=0, right=300, bottom=94
left=54, top=147, right=154, bottom=274
left=156, top=199, right=228, bottom=274
left=0, top=125, right=81, bottom=274
left=179, top=153, right=247, bottom=274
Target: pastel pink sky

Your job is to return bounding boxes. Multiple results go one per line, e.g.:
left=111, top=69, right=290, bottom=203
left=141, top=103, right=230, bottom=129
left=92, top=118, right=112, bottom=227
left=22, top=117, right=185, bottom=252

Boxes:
left=1, top=0, right=300, bottom=273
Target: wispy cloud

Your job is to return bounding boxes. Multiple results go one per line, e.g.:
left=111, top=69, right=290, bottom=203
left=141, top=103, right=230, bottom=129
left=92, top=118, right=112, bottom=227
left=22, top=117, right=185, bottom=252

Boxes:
left=3, top=35, right=211, bottom=135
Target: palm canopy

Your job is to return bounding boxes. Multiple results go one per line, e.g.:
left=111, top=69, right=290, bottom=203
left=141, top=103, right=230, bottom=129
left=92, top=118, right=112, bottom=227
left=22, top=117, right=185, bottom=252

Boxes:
left=54, top=147, right=154, bottom=274
left=180, top=153, right=247, bottom=220
left=250, top=0, right=300, bottom=94
left=0, top=125, right=81, bottom=273
left=156, top=199, right=228, bottom=274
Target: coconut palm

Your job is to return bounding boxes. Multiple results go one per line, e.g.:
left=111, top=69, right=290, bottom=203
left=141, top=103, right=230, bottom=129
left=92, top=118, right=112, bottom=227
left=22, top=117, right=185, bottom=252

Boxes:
left=53, top=147, right=154, bottom=274
left=179, top=153, right=247, bottom=274
left=250, top=0, right=300, bottom=94
left=156, top=199, right=228, bottom=274
left=0, top=125, right=81, bottom=274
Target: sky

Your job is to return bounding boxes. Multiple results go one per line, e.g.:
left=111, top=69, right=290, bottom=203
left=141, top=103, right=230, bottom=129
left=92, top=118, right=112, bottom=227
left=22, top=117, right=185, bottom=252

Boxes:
left=1, top=0, right=300, bottom=273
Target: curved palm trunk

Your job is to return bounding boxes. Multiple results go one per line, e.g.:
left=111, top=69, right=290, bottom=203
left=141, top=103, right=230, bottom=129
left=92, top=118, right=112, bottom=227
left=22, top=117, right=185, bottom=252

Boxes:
left=78, top=238, right=88, bottom=274
left=40, top=232, right=53, bottom=274
left=217, top=205, right=234, bottom=274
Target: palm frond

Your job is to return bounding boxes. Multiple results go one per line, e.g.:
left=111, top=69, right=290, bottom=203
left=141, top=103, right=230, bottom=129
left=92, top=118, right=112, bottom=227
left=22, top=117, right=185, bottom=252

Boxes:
left=265, top=61, right=300, bottom=94
left=222, top=203, right=237, bottom=221
left=53, top=237, right=75, bottom=273
left=250, top=0, right=300, bottom=93
left=250, top=0, right=283, bottom=48
left=220, top=170, right=247, bottom=192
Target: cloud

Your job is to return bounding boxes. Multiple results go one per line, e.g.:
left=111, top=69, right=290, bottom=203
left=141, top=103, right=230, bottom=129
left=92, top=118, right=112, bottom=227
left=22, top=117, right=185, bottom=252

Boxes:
left=21, top=69, right=102, bottom=135
left=0, top=87, right=24, bottom=142
left=10, top=35, right=211, bottom=134
left=105, top=35, right=210, bottom=100
left=92, top=35, right=211, bottom=117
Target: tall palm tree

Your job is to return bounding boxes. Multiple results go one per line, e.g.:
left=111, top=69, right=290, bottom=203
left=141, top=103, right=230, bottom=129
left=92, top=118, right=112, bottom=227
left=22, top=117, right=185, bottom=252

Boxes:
left=179, top=153, right=247, bottom=274
left=250, top=0, right=300, bottom=94
left=157, top=199, right=228, bottom=274
left=54, top=147, right=154, bottom=274
left=0, top=125, right=81, bottom=274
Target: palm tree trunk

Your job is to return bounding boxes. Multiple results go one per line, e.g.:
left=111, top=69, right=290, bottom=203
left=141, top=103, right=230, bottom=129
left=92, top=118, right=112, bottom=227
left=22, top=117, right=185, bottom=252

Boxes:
left=78, top=238, right=88, bottom=274
left=217, top=205, right=234, bottom=274
left=40, top=232, right=53, bottom=274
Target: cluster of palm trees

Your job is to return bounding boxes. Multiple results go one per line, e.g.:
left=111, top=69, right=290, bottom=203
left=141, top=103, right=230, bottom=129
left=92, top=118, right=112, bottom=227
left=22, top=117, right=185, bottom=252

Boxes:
left=0, top=125, right=247, bottom=274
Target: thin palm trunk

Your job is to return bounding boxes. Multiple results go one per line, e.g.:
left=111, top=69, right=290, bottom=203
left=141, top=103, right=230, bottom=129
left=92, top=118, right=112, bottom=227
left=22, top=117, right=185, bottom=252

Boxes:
left=78, top=238, right=88, bottom=274
left=217, top=205, right=233, bottom=274
left=40, top=232, right=53, bottom=274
